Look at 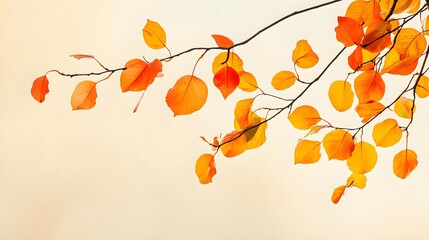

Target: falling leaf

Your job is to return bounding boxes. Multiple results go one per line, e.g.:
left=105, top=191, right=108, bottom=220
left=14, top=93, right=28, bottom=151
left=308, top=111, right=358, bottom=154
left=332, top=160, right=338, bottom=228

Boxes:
left=348, top=45, right=363, bottom=70
left=355, top=101, right=385, bottom=123
left=143, top=19, right=167, bottom=49
left=331, top=185, right=346, bottom=204
left=120, top=59, right=163, bottom=92
left=347, top=173, right=367, bottom=189
left=347, top=141, right=377, bottom=174
left=71, top=81, right=97, bottom=110
left=328, top=80, right=354, bottom=112
left=292, top=40, right=319, bottom=69
left=212, top=52, right=244, bottom=74
left=31, top=75, right=49, bottom=103
left=394, top=96, right=415, bottom=119
left=416, top=75, right=429, bottom=98
left=238, top=71, right=258, bottom=92
left=213, top=66, right=240, bottom=99
left=220, top=131, right=247, bottom=157
left=212, top=34, right=234, bottom=48
left=294, top=140, right=322, bottom=164
left=361, top=20, right=392, bottom=53
left=372, top=118, right=402, bottom=147
left=393, top=149, right=418, bottom=179
left=394, top=28, right=427, bottom=58
left=165, top=75, right=208, bottom=116
left=288, top=105, right=321, bottom=130
left=322, top=129, right=355, bottom=160
left=335, top=16, right=364, bottom=47
left=271, top=71, right=297, bottom=90
left=70, top=54, right=94, bottom=60
left=195, top=154, right=216, bottom=184
left=354, top=70, right=385, bottom=103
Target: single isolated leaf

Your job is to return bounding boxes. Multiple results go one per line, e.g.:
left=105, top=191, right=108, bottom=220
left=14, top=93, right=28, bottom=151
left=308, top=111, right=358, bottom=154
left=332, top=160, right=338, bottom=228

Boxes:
left=328, top=80, right=354, bottom=112
left=213, top=66, right=240, bottom=99
left=165, top=75, right=208, bottom=116
left=361, top=20, right=392, bottom=53
left=355, top=101, right=385, bottom=123
left=31, top=75, right=49, bottom=103
left=271, top=71, right=297, bottom=90
left=288, top=105, right=321, bottom=130
left=70, top=54, right=94, bottom=60
left=347, top=173, right=367, bottom=189
left=354, top=70, right=385, bottom=103
left=394, top=28, right=427, bottom=58
left=143, top=19, right=167, bottom=49
left=238, top=71, right=258, bottom=92
left=71, top=81, right=97, bottom=110
left=212, top=34, right=234, bottom=48
left=212, top=52, right=244, bottom=74
left=294, top=140, right=322, bottom=164
left=372, top=118, right=402, bottom=147
left=292, top=40, right=319, bottom=69
left=347, top=141, right=378, bottom=174
left=120, top=59, right=163, bottom=92
left=195, top=154, right=216, bottom=184
left=394, top=96, right=415, bottom=119
left=335, top=16, right=364, bottom=47
left=393, top=149, right=418, bottom=179
left=348, top=45, right=363, bottom=70
left=416, top=75, right=429, bottom=98
left=220, top=131, right=247, bottom=157
left=331, top=185, right=346, bottom=204
left=322, top=129, right=355, bottom=160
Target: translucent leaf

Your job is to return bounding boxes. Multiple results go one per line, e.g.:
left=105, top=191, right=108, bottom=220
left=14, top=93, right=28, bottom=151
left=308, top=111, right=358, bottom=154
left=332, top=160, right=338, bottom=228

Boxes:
left=361, top=20, right=392, bottom=53
left=294, top=140, right=322, bottom=164
left=331, top=185, right=346, bottom=204
left=322, top=129, right=355, bottom=160
left=355, top=101, right=385, bottom=123
left=380, top=0, right=420, bottom=14
left=211, top=34, right=234, bottom=48
left=292, top=40, right=319, bottom=69
left=372, top=118, right=402, bottom=147
left=212, top=52, right=243, bottom=74
left=220, top=131, right=247, bottom=157
left=361, top=0, right=383, bottom=27
left=345, top=0, right=368, bottom=24
left=381, top=49, right=418, bottom=75
left=348, top=45, right=363, bottom=70
left=165, top=75, right=208, bottom=116
left=328, top=80, right=354, bottom=112
left=394, top=28, right=427, bottom=58
left=335, top=16, right=364, bottom=47
left=195, top=154, right=216, bottom=184
left=425, top=17, right=429, bottom=36
left=143, top=19, right=167, bottom=49
left=271, top=71, right=297, bottom=90
left=238, top=71, right=258, bottom=92
left=394, top=96, right=415, bottom=119
left=347, top=173, right=367, bottom=189
left=416, top=75, right=429, bottom=98
left=213, top=66, right=240, bottom=99
left=347, top=141, right=377, bottom=174
left=245, top=117, right=268, bottom=150
left=288, top=105, right=321, bottom=130
left=120, top=59, right=163, bottom=92
left=31, top=75, right=49, bottom=103
left=70, top=54, right=94, bottom=60
left=71, top=81, right=97, bottom=110
left=354, top=70, right=385, bottom=103
left=234, top=98, right=253, bottom=130
left=393, top=149, right=418, bottom=179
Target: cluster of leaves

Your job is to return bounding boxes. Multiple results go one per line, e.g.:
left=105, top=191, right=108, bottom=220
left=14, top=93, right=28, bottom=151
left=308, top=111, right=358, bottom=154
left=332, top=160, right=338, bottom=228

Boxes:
left=31, top=0, right=429, bottom=203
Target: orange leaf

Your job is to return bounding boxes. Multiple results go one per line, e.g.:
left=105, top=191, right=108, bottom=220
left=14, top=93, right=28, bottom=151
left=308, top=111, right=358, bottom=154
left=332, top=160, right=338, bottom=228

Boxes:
left=347, top=173, right=367, bottom=189
left=348, top=45, right=363, bottom=70
left=394, top=96, right=415, bottom=119
left=345, top=0, right=368, bottom=24
left=120, top=59, right=162, bottom=92
left=211, top=34, right=234, bottom=48
left=70, top=54, right=94, bottom=60
left=31, top=75, right=49, bottom=103
left=271, top=71, right=297, bottom=90
left=331, top=185, right=346, bottom=204
left=425, top=17, right=429, bottom=36
left=213, top=66, right=240, bottom=99
left=143, top=19, right=167, bottom=49
left=372, top=118, right=402, bottom=147
left=394, top=28, right=427, bottom=58
left=335, top=16, right=364, bottom=47
left=294, top=140, right=322, bottom=164
left=380, top=0, right=420, bottom=14
left=416, top=75, right=429, bottom=98
left=165, top=75, right=208, bottom=116
left=354, top=70, right=385, bottom=103
left=328, top=80, right=354, bottom=112
left=355, top=101, right=385, bottom=123
left=238, top=71, right=258, bottom=92
left=347, top=141, right=377, bottom=174
left=234, top=98, right=253, bottom=130
left=361, top=20, right=392, bottom=53
left=393, top=149, right=418, bottom=179
left=212, top=52, right=244, bottom=74
left=71, top=81, right=97, bottom=110
left=360, top=48, right=378, bottom=71
left=220, top=131, right=247, bottom=157
left=195, top=154, right=216, bottom=184
left=292, top=40, right=319, bottom=69
left=244, top=116, right=268, bottom=150
left=288, top=105, right=321, bottom=130
left=381, top=49, right=418, bottom=75
left=361, top=0, right=383, bottom=27
left=322, top=129, right=355, bottom=160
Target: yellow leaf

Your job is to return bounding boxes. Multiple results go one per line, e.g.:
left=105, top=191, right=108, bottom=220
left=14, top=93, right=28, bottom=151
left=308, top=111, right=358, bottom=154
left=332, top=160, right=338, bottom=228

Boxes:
left=354, top=70, right=385, bottom=103
left=234, top=98, right=253, bottom=130
left=143, top=19, right=167, bottom=49
left=416, top=75, right=429, bottom=98
left=425, top=17, right=429, bottom=36
left=328, top=80, right=354, bottom=112
left=220, top=131, right=247, bottom=157
left=212, top=52, right=243, bottom=74
left=195, top=154, right=216, bottom=184
left=288, top=105, right=321, bottom=130
left=331, top=185, right=346, bottom=204
left=393, top=149, right=418, bottom=179
left=347, top=173, right=367, bottom=189
left=294, top=140, right=322, bottom=164
left=372, top=118, right=402, bottom=147
left=238, top=71, right=258, bottom=92
left=70, top=81, right=97, bottom=110
left=347, top=141, right=377, bottom=174
left=292, top=40, right=319, bottom=69
left=355, top=101, right=385, bottom=123
left=394, top=28, right=427, bottom=58
left=271, top=71, right=297, bottom=90
left=394, top=96, right=415, bottom=119
left=322, top=129, right=355, bottom=160
left=381, top=49, right=418, bottom=75
left=245, top=117, right=268, bottom=150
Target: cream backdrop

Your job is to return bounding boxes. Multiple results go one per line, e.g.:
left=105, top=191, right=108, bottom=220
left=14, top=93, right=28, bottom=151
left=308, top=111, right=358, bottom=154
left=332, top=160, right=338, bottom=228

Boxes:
left=1, top=0, right=429, bottom=239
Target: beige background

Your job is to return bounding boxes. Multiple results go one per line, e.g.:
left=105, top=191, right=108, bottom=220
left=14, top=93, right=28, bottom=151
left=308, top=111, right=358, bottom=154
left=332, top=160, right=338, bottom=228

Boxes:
left=2, top=0, right=429, bottom=239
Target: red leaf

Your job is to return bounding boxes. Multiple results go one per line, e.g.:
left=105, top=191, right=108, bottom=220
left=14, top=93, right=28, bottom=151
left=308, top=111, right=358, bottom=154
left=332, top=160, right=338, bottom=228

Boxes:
left=213, top=66, right=240, bottom=99
left=31, top=75, right=49, bottom=103
left=335, top=16, right=364, bottom=47
left=212, top=34, right=234, bottom=48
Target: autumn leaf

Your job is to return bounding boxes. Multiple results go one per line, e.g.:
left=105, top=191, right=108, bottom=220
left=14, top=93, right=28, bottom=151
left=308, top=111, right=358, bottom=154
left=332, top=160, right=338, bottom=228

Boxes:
left=294, top=140, right=322, bottom=164
left=322, top=129, right=355, bottom=160
left=416, top=75, right=429, bottom=98
left=238, top=71, right=258, bottom=92
left=394, top=28, right=427, bottom=58
left=304, top=125, right=329, bottom=138
left=361, top=0, right=383, bottom=27
left=393, top=149, right=418, bottom=179
left=347, top=173, right=367, bottom=189
left=271, top=71, right=297, bottom=90
left=345, top=0, right=368, bottom=24
left=361, top=20, right=392, bottom=53
left=71, top=81, right=97, bottom=110
left=165, top=75, right=208, bottom=116
left=328, top=80, right=354, bottom=112
left=381, top=49, right=418, bottom=75
left=394, top=96, right=415, bottom=119
left=212, top=52, right=243, bottom=74
left=331, top=185, right=346, bottom=204
left=120, top=59, right=163, bottom=92
left=288, top=105, right=321, bottom=130
left=354, top=70, right=385, bottom=103
left=212, top=34, right=234, bottom=48
left=292, top=40, right=319, bottom=69
left=70, top=54, right=94, bottom=60
left=143, top=19, right=167, bottom=49
left=335, top=16, right=364, bottom=47
left=372, top=118, right=402, bottom=147
left=244, top=116, right=268, bottom=150
left=213, top=66, right=240, bottom=99
left=234, top=98, right=253, bottom=130
left=355, top=101, right=385, bottom=123
left=348, top=45, right=363, bottom=70
left=195, top=154, right=216, bottom=184
left=220, top=131, right=247, bottom=157
left=347, top=141, right=377, bottom=174
left=31, top=75, right=49, bottom=103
